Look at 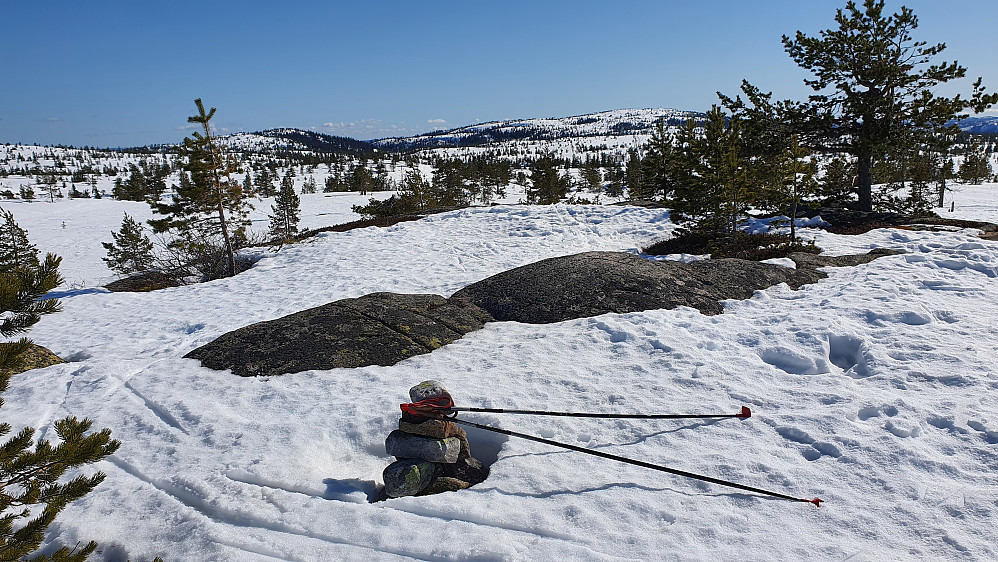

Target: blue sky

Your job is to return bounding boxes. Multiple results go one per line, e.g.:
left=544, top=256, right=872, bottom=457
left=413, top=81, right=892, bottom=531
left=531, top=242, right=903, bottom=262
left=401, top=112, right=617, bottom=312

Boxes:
left=3, top=0, right=997, bottom=147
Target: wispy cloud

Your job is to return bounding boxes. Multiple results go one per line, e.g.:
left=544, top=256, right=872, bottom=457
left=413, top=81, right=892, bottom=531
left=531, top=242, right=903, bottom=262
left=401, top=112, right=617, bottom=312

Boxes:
left=321, top=119, right=383, bottom=133
left=318, top=119, right=441, bottom=139
left=44, top=117, right=61, bottom=123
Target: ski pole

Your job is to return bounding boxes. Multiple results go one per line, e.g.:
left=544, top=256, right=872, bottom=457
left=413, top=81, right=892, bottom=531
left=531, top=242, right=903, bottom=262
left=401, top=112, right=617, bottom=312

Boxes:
left=444, top=405, right=751, bottom=420
left=401, top=398, right=751, bottom=421
left=451, top=417, right=823, bottom=507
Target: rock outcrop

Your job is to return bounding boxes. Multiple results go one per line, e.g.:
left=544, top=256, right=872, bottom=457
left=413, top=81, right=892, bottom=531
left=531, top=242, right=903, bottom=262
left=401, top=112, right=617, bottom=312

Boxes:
left=188, top=250, right=903, bottom=375
left=451, top=250, right=900, bottom=323
left=184, top=293, right=493, bottom=377
left=0, top=344, right=65, bottom=377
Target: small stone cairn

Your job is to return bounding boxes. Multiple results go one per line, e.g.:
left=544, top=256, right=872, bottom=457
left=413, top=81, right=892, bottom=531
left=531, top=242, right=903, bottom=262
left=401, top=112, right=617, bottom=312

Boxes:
left=381, top=381, right=489, bottom=499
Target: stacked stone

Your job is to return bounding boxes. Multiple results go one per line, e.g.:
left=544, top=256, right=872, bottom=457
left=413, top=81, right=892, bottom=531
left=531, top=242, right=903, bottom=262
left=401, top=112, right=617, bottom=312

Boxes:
left=382, top=381, right=489, bottom=498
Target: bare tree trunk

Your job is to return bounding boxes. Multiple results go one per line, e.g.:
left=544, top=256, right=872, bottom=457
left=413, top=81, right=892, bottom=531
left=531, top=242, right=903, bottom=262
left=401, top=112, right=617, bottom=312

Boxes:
left=790, top=199, right=798, bottom=242
left=204, top=137, right=235, bottom=278
left=857, top=152, right=874, bottom=212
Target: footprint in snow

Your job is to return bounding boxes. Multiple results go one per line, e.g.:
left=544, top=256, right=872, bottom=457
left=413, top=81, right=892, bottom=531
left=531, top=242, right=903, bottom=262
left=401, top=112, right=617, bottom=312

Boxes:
left=856, top=404, right=899, bottom=421
left=967, top=421, right=998, bottom=444
left=776, top=426, right=841, bottom=461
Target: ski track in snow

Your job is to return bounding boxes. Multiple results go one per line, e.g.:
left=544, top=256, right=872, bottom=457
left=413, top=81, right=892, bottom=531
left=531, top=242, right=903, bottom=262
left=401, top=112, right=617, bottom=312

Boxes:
left=3, top=192, right=998, bottom=560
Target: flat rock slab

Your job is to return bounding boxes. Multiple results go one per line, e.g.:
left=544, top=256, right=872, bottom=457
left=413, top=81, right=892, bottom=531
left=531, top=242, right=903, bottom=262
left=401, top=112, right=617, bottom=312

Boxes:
left=452, top=250, right=898, bottom=323
left=188, top=250, right=902, bottom=375
left=787, top=248, right=904, bottom=270
left=184, top=292, right=493, bottom=377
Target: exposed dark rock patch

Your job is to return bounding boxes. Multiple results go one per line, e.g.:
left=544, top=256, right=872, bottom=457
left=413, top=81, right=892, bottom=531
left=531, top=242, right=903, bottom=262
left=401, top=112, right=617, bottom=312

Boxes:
left=1, top=344, right=65, bottom=377
left=190, top=250, right=902, bottom=375
left=452, top=250, right=898, bottom=323
left=454, top=252, right=721, bottom=321
left=298, top=214, right=423, bottom=238
left=787, top=248, right=905, bottom=270
left=105, top=271, right=182, bottom=293
left=185, top=293, right=493, bottom=377
left=809, top=208, right=998, bottom=236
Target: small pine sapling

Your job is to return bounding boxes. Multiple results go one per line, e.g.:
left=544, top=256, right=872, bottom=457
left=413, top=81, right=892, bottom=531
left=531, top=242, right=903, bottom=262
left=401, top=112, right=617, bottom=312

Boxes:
left=102, top=213, right=155, bottom=275
left=0, top=210, right=64, bottom=372
left=268, top=173, right=301, bottom=244
left=774, top=135, right=818, bottom=242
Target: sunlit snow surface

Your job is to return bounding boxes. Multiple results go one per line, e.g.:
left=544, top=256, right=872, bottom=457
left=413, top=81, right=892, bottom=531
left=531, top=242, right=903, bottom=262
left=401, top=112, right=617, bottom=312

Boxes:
left=2, top=188, right=998, bottom=560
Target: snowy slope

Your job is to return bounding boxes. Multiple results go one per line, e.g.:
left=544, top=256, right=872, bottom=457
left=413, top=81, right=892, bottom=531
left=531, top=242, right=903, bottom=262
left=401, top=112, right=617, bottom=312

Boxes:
left=374, top=108, right=695, bottom=148
left=372, top=108, right=698, bottom=162
left=2, top=189, right=998, bottom=560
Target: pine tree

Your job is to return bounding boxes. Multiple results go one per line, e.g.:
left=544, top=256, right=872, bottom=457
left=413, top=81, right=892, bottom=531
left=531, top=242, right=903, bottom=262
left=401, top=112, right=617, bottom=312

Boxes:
left=242, top=171, right=253, bottom=195
left=254, top=168, right=273, bottom=197
left=0, top=210, right=62, bottom=372
left=718, top=81, right=804, bottom=213
left=0, top=376, right=120, bottom=561
left=581, top=160, right=602, bottom=194
left=637, top=118, right=676, bottom=201
left=398, top=169, right=432, bottom=211
left=817, top=156, right=856, bottom=207
left=301, top=175, right=317, bottom=194
left=623, top=150, right=643, bottom=199
left=959, top=140, right=992, bottom=184
left=773, top=135, right=818, bottom=242
left=669, top=106, right=753, bottom=251
left=0, top=209, right=39, bottom=271
left=430, top=161, right=468, bottom=207
left=780, top=0, right=997, bottom=211
left=112, top=164, right=147, bottom=201
left=268, top=173, right=301, bottom=242
left=347, top=165, right=376, bottom=195
left=102, top=213, right=155, bottom=274
left=527, top=155, right=569, bottom=205
left=149, top=99, right=251, bottom=280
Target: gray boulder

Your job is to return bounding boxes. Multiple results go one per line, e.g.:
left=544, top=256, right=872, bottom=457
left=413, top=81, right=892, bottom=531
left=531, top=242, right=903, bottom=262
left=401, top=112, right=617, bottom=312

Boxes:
left=184, top=292, right=493, bottom=377
left=399, top=418, right=462, bottom=439
left=417, top=477, right=471, bottom=496
left=382, top=459, right=438, bottom=498
left=452, top=251, right=836, bottom=323
left=440, top=456, right=489, bottom=485
left=409, top=380, right=453, bottom=404
left=385, top=430, right=462, bottom=463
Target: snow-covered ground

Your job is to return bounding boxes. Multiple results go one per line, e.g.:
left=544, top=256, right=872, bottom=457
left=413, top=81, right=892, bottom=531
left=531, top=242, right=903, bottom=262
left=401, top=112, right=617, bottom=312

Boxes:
left=2, top=186, right=998, bottom=560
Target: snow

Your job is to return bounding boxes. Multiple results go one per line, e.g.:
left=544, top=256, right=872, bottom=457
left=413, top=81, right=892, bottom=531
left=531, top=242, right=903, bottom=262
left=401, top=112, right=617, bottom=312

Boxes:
left=374, top=108, right=696, bottom=163
left=2, top=187, right=998, bottom=560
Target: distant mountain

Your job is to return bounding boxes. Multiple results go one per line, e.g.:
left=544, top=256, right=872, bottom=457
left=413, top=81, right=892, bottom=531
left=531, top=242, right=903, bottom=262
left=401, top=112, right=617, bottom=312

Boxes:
left=372, top=108, right=701, bottom=153
left=219, top=128, right=377, bottom=155
left=22, top=109, right=997, bottom=160
left=955, top=116, right=998, bottom=134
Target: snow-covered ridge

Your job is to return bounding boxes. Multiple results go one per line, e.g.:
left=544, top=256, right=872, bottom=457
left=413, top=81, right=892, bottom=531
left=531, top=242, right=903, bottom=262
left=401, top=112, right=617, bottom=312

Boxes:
left=956, top=115, right=998, bottom=134
left=373, top=108, right=700, bottom=152
left=217, top=129, right=375, bottom=155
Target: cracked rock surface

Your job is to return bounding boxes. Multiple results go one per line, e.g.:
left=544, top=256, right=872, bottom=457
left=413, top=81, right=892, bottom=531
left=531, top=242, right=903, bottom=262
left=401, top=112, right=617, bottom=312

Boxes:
left=188, top=250, right=902, bottom=375
left=184, top=292, right=493, bottom=376
left=452, top=250, right=899, bottom=323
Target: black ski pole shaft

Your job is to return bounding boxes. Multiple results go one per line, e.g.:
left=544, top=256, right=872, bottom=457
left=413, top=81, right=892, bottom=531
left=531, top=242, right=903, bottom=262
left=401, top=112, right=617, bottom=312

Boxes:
left=451, top=417, right=822, bottom=507
left=446, top=405, right=751, bottom=420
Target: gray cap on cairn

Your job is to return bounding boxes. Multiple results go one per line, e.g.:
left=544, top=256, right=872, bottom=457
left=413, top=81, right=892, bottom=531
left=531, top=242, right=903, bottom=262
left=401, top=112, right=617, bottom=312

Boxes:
left=381, top=381, right=489, bottom=499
